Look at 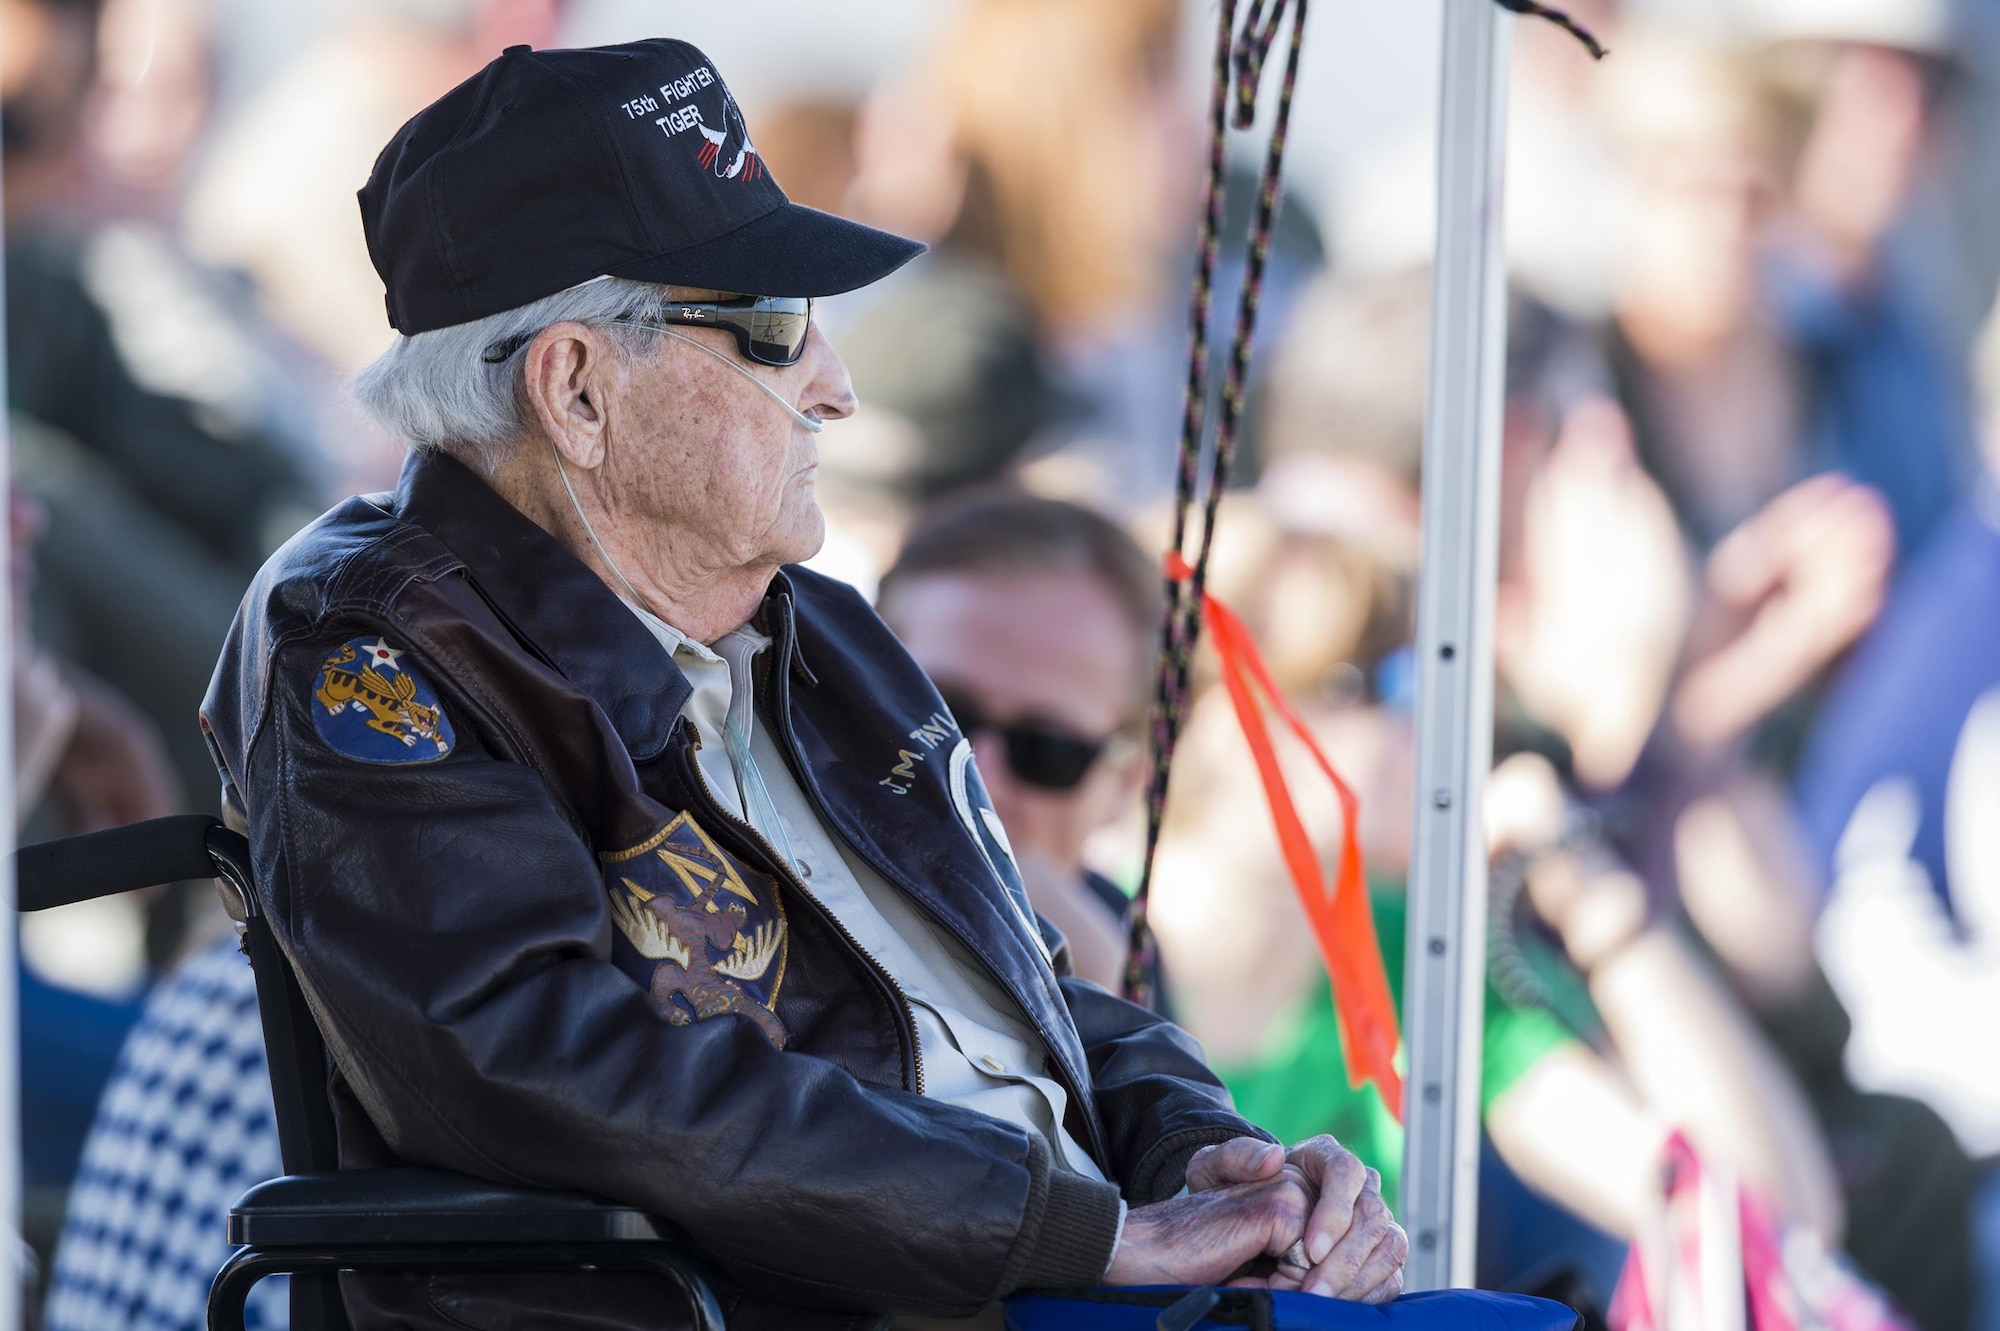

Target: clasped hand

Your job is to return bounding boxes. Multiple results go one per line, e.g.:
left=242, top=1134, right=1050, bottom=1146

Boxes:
left=1103, top=1135, right=1407, bottom=1303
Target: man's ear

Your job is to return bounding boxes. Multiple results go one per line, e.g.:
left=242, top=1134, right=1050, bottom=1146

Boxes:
left=522, top=322, right=617, bottom=469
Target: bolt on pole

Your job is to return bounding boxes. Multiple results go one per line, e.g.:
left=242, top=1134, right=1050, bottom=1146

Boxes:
left=1400, top=0, right=1512, bottom=1293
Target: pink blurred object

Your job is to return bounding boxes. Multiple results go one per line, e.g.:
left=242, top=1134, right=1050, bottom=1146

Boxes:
left=1609, top=1131, right=1912, bottom=1331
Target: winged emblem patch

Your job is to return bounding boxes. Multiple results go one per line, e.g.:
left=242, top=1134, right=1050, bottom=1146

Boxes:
left=311, top=638, right=453, bottom=764
left=602, top=812, right=789, bottom=1047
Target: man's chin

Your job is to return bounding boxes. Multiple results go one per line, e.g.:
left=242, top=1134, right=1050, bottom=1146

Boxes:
left=777, top=506, right=827, bottom=567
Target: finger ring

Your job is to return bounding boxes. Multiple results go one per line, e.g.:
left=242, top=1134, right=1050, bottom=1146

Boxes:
left=1279, top=1240, right=1310, bottom=1269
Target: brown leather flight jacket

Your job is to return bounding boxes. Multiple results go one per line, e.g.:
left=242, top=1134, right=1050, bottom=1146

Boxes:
left=200, top=451, right=1265, bottom=1330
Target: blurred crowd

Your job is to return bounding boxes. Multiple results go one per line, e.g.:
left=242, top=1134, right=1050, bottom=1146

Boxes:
left=5, top=0, right=2000, bottom=1327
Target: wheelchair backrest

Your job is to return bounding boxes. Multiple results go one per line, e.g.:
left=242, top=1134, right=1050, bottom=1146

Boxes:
left=16, top=816, right=341, bottom=1175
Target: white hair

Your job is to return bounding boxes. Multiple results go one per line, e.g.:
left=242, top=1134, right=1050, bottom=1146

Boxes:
left=350, top=276, right=671, bottom=466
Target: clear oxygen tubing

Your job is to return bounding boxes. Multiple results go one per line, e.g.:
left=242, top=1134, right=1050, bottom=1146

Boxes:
left=548, top=439, right=650, bottom=609
left=607, top=320, right=826, bottom=434
left=547, top=446, right=802, bottom=874
left=544, top=315, right=827, bottom=611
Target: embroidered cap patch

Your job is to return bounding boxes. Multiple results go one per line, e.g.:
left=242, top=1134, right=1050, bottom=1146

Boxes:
left=312, top=637, right=454, bottom=763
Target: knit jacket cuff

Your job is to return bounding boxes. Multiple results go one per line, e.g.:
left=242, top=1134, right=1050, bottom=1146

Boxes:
left=1131, top=1123, right=1279, bottom=1204
left=1008, top=1138, right=1126, bottom=1291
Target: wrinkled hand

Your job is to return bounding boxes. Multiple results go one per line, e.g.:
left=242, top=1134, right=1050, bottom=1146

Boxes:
left=1185, top=1136, right=1407, bottom=1302
left=1104, top=1166, right=1313, bottom=1288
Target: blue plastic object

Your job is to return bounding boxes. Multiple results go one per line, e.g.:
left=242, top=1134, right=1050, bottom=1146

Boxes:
left=1003, top=1287, right=1580, bottom=1331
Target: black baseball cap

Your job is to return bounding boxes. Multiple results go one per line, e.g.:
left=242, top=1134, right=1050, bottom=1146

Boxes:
left=359, top=39, right=926, bottom=335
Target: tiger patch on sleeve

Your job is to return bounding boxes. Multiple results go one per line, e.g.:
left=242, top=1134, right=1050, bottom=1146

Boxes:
left=310, top=638, right=455, bottom=764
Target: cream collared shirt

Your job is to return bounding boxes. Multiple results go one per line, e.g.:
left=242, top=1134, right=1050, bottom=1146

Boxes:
left=626, top=605, right=1107, bottom=1184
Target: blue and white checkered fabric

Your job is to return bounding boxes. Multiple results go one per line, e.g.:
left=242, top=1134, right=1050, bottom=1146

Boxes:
left=44, top=937, right=287, bottom=1331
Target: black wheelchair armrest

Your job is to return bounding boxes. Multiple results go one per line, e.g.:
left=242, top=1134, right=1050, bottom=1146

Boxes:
left=215, top=1168, right=726, bottom=1331
left=228, top=1167, right=677, bottom=1247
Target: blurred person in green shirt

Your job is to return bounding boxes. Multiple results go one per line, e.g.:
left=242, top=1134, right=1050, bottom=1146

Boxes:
left=1153, top=706, right=1843, bottom=1251
left=1214, top=883, right=1575, bottom=1216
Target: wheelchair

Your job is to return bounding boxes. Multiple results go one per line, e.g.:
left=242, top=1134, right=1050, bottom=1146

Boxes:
left=16, top=814, right=727, bottom=1331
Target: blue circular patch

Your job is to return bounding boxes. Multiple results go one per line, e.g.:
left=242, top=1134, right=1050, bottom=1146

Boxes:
left=310, top=637, right=455, bottom=764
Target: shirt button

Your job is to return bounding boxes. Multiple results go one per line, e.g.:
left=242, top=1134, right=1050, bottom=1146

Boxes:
left=979, top=1054, right=1006, bottom=1074
left=796, top=858, right=813, bottom=879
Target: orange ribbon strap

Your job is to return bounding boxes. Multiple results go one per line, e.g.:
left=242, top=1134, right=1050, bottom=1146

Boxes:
left=1168, top=552, right=1405, bottom=1119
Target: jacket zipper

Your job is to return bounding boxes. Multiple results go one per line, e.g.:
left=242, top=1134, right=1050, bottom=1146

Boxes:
left=763, top=604, right=1115, bottom=1164
left=760, top=689, right=1112, bottom=1162
left=762, top=602, right=1110, bottom=1166
left=671, top=719, right=927, bottom=1095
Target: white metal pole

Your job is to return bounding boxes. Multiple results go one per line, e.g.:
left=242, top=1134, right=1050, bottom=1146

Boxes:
left=0, top=112, right=22, bottom=1330
left=1400, top=0, right=1512, bottom=1292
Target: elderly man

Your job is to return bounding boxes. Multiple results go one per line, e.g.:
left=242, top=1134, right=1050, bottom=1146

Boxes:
left=201, top=39, right=1405, bottom=1328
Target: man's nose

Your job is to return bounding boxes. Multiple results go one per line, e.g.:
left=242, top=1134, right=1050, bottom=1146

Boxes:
left=800, top=323, right=858, bottom=423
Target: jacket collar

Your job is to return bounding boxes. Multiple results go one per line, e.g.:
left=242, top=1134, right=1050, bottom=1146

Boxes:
left=394, top=450, right=818, bottom=756
left=395, top=449, right=693, bottom=760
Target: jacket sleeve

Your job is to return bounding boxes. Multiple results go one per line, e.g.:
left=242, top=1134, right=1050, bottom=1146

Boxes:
left=1043, top=924, right=1275, bottom=1203
left=245, top=624, right=1120, bottom=1317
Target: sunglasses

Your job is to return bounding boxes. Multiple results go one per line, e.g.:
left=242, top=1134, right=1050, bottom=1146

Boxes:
left=481, top=294, right=814, bottom=367
left=937, top=688, right=1126, bottom=792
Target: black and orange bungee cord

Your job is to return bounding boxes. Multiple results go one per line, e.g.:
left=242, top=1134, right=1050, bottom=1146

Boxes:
left=1122, top=0, right=1604, bottom=1121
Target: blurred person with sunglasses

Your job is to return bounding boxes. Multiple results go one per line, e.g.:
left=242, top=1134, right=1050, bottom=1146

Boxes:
left=876, top=491, right=1162, bottom=997
left=201, top=40, right=1406, bottom=1330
